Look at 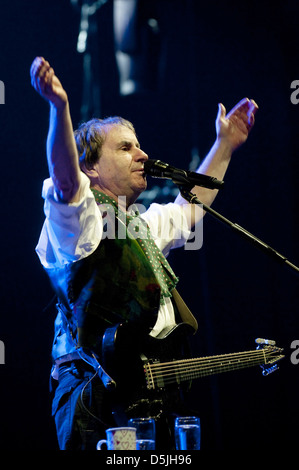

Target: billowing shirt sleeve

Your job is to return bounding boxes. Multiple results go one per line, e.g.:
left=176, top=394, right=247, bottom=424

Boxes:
left=36, top=172, right=103, bottom=269
left=36, top=173, right=191, bottom=270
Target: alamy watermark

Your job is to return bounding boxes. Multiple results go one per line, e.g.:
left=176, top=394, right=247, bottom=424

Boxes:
left=0, top=80, right=4, bottom=104
left=290, top=80, right=299, bottom=104
left=0, top=340, right=4, bottom=364
left=100, top=197, right=203, bottom=250
left=290, top=340, right=299, bottom=365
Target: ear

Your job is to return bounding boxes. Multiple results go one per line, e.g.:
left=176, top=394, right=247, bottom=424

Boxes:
left=81, top=163, right=97, bottom=178
left=81, top=162, right=99, bottom=184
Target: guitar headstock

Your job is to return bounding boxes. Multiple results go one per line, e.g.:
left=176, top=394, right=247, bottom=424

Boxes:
left=255, top=338, right=285, bottom=376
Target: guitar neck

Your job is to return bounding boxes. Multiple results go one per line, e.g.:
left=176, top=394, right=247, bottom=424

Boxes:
left=145, top=348, right=274, bottom=389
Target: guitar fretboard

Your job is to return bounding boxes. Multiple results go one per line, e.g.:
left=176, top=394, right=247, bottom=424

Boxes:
left=144, top=347, right=283, bottom=389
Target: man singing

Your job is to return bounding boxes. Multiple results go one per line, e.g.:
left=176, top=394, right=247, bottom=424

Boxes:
left=30, top=56, right=257, bottom=450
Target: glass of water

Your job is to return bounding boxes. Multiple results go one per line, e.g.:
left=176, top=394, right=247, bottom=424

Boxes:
left=128, top=417, right=156, bottom=450
left=174, top=416, right=201, bottom=450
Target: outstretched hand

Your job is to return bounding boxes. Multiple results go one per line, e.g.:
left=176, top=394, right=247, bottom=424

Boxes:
left=216, top=98, right=258, bottom=152
left=30, top=57, right=68, bottom=108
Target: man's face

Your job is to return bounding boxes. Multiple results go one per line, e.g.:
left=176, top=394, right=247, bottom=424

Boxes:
left=91, top=125, right=148, bottom=207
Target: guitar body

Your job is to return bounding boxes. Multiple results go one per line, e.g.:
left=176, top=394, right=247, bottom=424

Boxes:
left=102, top=322, right=195, bottom=419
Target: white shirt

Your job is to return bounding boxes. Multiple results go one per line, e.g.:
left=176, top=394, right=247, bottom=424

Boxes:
left=36, top=172, right=191, bottom=338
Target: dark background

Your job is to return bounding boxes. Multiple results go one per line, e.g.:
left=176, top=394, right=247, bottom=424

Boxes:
left=0, top=0, right=298, bottom=450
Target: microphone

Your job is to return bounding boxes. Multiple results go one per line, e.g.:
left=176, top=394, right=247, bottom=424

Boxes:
left=143, top=159, right=224, bottom=190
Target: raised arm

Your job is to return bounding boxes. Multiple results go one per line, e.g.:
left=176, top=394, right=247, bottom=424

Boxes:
left=175, top=97, right=258, bottom=227
left=30, top=57, right=81, bottom=202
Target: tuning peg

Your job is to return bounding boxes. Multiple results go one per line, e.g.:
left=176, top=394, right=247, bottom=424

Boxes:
left=261, top=364, right=279, bottom=376
left=255, top=338, right=276, bottom=346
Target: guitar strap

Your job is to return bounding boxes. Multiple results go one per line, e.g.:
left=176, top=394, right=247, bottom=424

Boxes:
left=171, top=288, right=198, bottom=333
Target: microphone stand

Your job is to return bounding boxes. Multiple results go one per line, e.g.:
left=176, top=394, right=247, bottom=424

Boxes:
left=176, top=183, right=299, bottom=276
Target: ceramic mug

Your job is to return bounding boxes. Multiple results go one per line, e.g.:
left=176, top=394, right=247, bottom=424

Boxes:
left=96, top=427, right=137, bottom=450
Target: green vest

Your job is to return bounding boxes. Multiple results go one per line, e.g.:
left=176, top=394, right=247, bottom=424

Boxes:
left=46, top=190, right=197, bottom=353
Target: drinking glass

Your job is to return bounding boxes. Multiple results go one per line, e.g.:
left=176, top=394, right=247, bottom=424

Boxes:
left=128, top=417, right=156, bottom=450
left=174, top=416, right=201, bottom=450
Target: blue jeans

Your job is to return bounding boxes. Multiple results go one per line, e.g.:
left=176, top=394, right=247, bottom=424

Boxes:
left=51, top=361, right=115, bottom=450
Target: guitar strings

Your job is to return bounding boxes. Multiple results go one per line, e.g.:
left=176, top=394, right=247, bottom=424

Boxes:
left=145, top=358, right=263, bottom=386
left=147, top=347, right=279, bottom=370
left=144, top=348, right=282, bottom=387
left=147, top=358, right=284, bottom=385
left=148, top=349, right=266, bottom=372
left=146, top=356, right=265, bottom=380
